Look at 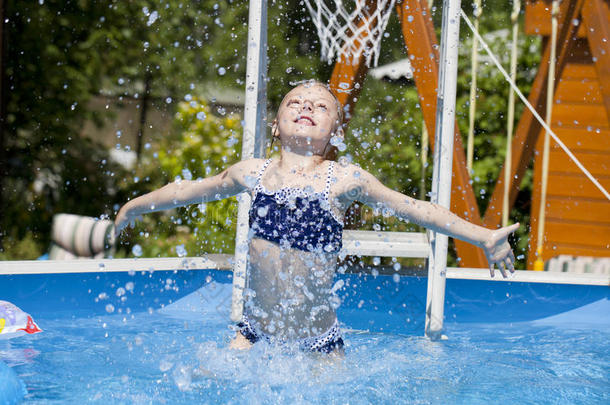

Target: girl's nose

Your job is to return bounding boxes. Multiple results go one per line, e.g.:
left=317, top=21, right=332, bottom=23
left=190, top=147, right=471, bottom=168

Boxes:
left=302, top=101, right=313, bottom=112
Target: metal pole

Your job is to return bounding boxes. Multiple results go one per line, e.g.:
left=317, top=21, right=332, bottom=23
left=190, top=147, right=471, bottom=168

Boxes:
left=425, top=0, right=461, bottom=340
left=230, top=0, right=268, bottom=322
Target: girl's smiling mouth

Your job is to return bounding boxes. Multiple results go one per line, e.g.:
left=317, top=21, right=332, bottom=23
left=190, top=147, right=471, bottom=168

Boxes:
left=295, top=115, right=315, bottom=126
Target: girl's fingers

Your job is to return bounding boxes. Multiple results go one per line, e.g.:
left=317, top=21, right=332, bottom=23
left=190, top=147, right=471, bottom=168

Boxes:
left=497, top=223, right=520, bottom=240
left=499, top=262, right=508, bottom=278
left=505, top=257, right=515, bottom=273
left=489, top=264, right=495, bottom=278
left=509, top=249, right=516, bottom=263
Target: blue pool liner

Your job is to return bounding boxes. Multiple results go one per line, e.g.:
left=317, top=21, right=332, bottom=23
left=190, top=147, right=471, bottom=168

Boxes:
left=1, top=269, right=607, bottom=334
left=0, top=360, right=26, bottom=405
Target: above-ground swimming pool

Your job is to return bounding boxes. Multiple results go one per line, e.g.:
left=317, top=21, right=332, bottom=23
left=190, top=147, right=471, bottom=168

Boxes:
left=1, top=266, right=608, bottom=404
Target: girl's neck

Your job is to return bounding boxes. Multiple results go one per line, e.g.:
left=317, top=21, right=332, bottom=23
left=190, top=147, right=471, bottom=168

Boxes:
left=277, top=149, right=325, bottom=173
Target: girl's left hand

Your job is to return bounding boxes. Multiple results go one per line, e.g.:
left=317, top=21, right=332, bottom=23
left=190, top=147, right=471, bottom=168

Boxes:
left=482, top=223, right=520, bottom=278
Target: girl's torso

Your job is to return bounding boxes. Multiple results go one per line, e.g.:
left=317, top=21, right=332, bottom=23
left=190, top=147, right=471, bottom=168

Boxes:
left=245, top=158, right=344, bottom=340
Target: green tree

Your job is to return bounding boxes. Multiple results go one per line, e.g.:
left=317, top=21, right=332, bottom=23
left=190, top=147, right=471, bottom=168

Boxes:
left=118, top=97, right=242, bottom=258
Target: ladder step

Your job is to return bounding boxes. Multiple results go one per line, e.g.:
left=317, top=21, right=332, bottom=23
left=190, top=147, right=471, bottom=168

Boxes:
left=342, top=230, right=430, bottom=258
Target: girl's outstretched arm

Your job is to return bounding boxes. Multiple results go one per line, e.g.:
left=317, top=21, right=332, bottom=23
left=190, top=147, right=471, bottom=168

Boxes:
left=115, top=159, right=263, bottom=235
left=338, top=165, right=519, bottom=278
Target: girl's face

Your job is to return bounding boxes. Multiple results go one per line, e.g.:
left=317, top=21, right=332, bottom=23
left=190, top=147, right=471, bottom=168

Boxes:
left=274, top=84, right=343, bottom=155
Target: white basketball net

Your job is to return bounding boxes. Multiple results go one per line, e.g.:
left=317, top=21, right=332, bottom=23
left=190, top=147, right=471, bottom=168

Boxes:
left=304, top=0, right=397, bottom=67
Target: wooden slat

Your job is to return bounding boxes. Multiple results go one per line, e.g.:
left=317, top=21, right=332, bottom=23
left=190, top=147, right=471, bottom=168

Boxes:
left=547, top=173, right=610, bottom=199
left=551, top=104, right=609, bottom=128
left=562, top=63, right=598, bottom=80
left=540, top=244, right=610, bottom=260
left=555, top=79, right=603, bottom=103
left=550, top=128, right=610, bottom=153
left=583, top=0, right=610, bottom=122
left=525, top=0, right=592, bottom=37
left=547, top=150, right=610, bottom=177
left=544, top=221, right=610, bottom=247
left=546, top=197, right=610, bottom=223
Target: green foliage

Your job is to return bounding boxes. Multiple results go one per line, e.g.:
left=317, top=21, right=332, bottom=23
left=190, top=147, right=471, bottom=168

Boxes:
left=2, top=0, right=541, bottom=267
left=2, top=1, right=121, bottom=247
left=0, top=232, right=44, bottom=260
left=118, top=97, right=242, bottom=257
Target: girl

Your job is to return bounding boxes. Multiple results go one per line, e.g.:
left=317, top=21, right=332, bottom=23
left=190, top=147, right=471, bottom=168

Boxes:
left=115, top=80, right=518, bottom=353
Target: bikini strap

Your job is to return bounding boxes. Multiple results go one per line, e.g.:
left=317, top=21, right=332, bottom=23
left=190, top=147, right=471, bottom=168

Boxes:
left=254, top=158, right=273, bottom=193
left=324, top=161, right=334, bottom=198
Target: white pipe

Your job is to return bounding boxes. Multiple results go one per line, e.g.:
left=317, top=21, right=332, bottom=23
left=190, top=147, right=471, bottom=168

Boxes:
left=425, top=0, right=462, bottom=340
left=466, top=0, right=482, bottom=173
left=2, top=260, right=608, bottom=286
left=502, top=0, right=521, bottom=228
left=0, top=256, right=233, bottom=275
left=535, top=0, right=559, bottom=269
left=231, top=0, right=268, bottom=323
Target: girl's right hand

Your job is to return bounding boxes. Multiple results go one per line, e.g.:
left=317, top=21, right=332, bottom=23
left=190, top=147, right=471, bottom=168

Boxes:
left=114, top=204, right=142, bottom=237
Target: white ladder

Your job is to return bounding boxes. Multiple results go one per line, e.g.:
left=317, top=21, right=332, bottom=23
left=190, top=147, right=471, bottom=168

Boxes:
left=342, top=230, right=430, bottom=259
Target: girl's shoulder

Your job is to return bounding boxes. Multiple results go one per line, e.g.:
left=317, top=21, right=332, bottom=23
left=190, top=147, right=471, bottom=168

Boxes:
left=332, top=161, right=373, bottom=184
left=225, top=158, right=268, bottom=185
left=228, top=158, right=268, bottom=173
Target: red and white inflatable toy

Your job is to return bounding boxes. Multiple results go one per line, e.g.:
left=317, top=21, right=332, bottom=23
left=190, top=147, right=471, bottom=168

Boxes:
left=0, top=301, right=42, bottom=339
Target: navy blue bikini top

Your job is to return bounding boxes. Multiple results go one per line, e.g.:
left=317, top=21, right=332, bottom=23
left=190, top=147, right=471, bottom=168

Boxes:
left=248, top=159, right=343, bottom=253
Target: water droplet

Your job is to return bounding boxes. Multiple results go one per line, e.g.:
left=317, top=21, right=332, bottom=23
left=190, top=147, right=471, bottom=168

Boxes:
left=146, top=10, right=158, bottom=26
left=181, top=168, right=193, bottom=181
left=218, top=67, right=226, bottom=75
left=176, top=244, right=187, bottom=257
left=294, top=275, right=305, bottom=288
left=132, top=244, right=143, bottom=257
left=329, top=295, right=342, bottom=309
left=257, top=205, right=268, bottom=217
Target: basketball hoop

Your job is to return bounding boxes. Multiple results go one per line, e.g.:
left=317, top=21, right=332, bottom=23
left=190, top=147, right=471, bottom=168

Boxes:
left=304, top=0, right=397, bottom=67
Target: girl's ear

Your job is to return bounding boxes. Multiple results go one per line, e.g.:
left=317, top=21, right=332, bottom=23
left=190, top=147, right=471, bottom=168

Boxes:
left=271, top=119, right=279, bottom=138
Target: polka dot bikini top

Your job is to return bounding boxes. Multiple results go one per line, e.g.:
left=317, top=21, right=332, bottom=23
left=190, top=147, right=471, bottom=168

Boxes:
left=248, top=159, right=343, bottom=253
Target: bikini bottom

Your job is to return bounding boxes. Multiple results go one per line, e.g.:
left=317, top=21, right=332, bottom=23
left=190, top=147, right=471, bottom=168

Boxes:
left=236, top=316, right=344, bottom=353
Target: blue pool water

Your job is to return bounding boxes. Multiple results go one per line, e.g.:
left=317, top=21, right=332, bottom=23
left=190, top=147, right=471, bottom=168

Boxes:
left=1, top=269, right=609, bottom=404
